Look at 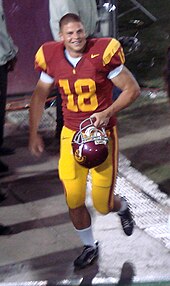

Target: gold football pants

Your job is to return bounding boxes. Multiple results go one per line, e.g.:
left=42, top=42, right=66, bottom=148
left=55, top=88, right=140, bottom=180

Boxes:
left=58, top=125, right=119, bottom=214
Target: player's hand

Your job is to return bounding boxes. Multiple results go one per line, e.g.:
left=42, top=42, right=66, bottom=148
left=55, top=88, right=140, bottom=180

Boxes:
left=90, top=111, right=110, bottom=128
left=29, top=134, right=44, bottom=157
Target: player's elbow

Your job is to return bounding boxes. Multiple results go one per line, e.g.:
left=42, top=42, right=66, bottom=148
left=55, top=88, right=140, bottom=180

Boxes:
left=135, top=85, right=141, bottom=98
left=131, top=84, right=141, bottom=101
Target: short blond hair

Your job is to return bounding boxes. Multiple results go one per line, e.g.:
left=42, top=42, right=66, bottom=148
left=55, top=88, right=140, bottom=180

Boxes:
left=59, top=13, right=83, bottom=31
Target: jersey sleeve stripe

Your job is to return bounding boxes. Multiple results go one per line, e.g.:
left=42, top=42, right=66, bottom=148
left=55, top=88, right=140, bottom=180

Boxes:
left=35, top=46, right=47, bottom=71
left=102, top=39, right=124, bottom=66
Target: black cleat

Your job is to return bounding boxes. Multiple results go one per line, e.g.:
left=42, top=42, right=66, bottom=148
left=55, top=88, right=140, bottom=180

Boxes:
left=118, top=198, right=134, bottom=236
left=74, top=241, right=99, bottom=269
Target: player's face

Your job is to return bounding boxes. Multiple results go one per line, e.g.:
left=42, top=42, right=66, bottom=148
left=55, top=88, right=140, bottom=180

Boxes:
left=60, top=21, right=86, bottom=58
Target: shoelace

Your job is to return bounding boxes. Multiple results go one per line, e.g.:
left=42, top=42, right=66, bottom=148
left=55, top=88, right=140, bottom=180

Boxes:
left=122, top=219, right=131, bottom=228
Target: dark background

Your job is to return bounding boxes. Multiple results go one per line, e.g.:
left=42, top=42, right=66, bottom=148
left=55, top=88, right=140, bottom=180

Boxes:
left=4, top=0, right=170, bottom=95
left=4, top=0, right=53, bottom=95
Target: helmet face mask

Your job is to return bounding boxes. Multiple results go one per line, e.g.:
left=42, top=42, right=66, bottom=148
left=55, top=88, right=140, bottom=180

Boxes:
left=72, top=118, right=109, bottom=168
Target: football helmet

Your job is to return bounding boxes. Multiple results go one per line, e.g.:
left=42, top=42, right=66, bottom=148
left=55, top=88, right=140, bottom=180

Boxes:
left=72, top=117, right=109, bottom=168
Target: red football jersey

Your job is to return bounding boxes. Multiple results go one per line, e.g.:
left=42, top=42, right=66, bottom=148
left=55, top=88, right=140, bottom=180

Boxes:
left=35, top=38, right=125, bottom=131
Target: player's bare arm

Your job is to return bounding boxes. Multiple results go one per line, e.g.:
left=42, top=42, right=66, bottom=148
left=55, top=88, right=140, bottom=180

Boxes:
left=110, top=66, right=140, bottom=112
left=92, top=66, right=140, bottom=128
left=29, top=79, right=54, bottom=156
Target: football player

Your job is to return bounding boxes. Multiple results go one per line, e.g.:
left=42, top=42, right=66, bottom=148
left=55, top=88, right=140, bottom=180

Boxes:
left=49, top=0, right=99, bottom=141
left=29, top=13, right=140, bottom=269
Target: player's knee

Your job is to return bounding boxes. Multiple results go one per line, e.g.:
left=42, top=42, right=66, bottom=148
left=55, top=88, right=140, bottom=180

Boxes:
left=92, top=185, right=111, bottom=214
left=66, top=192, right=85, bottom=209
left=93, top=200, right=109, bottom=215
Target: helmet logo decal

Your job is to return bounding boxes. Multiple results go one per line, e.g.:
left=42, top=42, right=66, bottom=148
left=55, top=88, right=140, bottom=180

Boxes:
left=74, top=149, right=86, bottom=164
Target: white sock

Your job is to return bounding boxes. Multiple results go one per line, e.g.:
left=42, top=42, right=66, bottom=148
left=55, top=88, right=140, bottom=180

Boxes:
left=119, top=198, right=128, bottom=212
left=75, top=225, right=96, bottom=247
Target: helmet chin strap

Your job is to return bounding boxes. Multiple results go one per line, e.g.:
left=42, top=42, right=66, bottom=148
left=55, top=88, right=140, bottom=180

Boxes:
left=84, top=126, right=97, bottom=137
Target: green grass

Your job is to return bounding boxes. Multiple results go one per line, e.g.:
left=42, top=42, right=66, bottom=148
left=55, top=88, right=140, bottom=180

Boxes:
left=118, top=0, right=170, bottom=88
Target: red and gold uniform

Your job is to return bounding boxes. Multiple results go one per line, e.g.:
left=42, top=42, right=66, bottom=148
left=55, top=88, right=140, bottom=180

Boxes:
left=35, top=38, right=125, bottom=213
left=35, top=38, right=125, bottom=130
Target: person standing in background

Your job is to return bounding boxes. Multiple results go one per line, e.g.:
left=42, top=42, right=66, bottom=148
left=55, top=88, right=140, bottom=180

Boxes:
left=49, top=0, right=99, bottom=141
left=0, top=0, right=18, bottom=173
